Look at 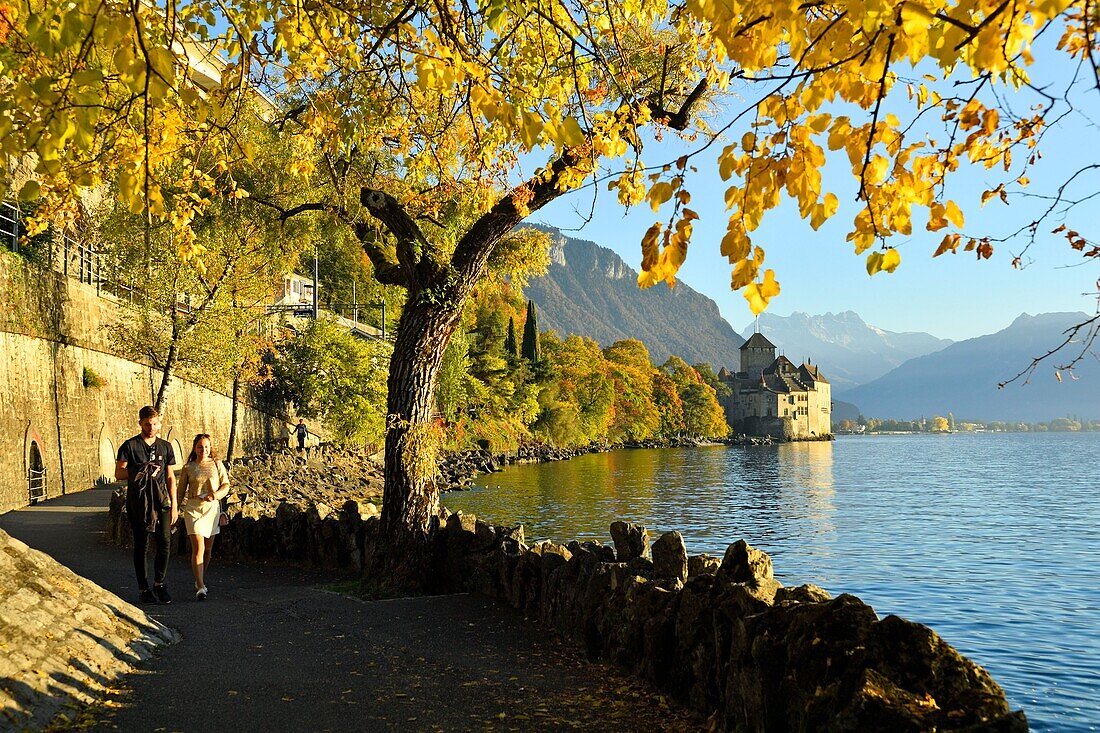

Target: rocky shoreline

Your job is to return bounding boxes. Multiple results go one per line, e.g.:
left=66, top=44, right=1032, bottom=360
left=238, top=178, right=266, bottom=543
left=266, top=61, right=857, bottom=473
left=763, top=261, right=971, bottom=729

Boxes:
left=439, top=433, right=787, bottom=490
left=103, top=495, right=1028, bottom=732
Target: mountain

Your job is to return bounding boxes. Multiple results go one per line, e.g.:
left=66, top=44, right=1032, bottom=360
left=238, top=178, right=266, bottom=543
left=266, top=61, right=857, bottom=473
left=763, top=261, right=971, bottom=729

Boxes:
left=523, top=226, right=744, bottom=369
left=837, top=312, right=1100, bottom=421
left=741, top=311, right=953, bottom=390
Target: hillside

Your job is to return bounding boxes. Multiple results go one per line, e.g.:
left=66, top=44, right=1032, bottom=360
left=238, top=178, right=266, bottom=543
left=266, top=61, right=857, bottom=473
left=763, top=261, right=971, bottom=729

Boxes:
left=837, top=312, right=1100, bottom=421
left=523, top=226, right=744, bottom=369
left=742, top=311, right=952, bottom=390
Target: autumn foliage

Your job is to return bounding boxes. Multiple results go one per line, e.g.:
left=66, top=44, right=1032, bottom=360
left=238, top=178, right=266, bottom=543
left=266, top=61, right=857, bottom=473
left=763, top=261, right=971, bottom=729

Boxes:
left=0, top=0, right=1092, bottom=318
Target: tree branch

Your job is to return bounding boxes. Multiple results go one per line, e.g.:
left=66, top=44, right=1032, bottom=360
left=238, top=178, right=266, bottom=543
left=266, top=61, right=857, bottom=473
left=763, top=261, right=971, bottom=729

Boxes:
left=354, top=220, right=408, bottom=287
left=649, top=78, right=709, bottom=131
left=359, top=187, right=436, bottom=284
left=452, top=147, right=586, bottom=283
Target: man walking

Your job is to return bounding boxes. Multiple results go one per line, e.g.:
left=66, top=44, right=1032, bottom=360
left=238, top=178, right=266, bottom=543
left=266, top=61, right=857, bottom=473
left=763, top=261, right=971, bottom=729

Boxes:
left=295, top=418, right=309, bottom=451
left=115, top=405, right=178, bottom=604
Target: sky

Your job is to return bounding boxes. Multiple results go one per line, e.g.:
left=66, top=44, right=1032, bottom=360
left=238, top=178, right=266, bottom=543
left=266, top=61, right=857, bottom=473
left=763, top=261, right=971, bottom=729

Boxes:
left=526, top=35, right=1099, bottom=343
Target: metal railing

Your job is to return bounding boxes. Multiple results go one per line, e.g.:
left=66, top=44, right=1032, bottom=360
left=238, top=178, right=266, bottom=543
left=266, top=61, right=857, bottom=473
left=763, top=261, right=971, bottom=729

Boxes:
left=0, top=201, right=20, bottom=251
left=28, top=466, right=47, bottom=503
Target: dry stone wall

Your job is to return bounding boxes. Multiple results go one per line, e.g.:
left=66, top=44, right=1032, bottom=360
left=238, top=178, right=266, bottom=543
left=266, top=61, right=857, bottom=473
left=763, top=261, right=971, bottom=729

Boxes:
left=104, top=488, right=1028, bottom=732
left=0, top=251, right=292, bottom=513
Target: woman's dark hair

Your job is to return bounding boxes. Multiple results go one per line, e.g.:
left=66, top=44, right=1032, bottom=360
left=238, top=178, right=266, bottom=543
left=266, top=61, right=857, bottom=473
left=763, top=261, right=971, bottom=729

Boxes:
left=186, top=433, right=217, bottom=463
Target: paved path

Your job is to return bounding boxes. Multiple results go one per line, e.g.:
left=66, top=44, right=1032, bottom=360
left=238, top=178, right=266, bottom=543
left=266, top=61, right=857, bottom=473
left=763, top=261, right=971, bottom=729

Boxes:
left=0, top=489, right=698, bottom=732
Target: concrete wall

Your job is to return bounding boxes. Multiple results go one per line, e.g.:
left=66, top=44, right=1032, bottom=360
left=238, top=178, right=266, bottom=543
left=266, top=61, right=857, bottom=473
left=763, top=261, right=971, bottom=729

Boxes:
left=0, top=251, right=291, bottom=513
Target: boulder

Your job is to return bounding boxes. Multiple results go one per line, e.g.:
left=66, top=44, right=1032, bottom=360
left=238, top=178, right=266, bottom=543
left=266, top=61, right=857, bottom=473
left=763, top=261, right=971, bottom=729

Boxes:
left=716, top=539, right=782, bottom=603
left=610, top=520, right=650, bottom=561
left=652, top=531, right=688, bottom=583
left=688, top=553, right=721, bottom=577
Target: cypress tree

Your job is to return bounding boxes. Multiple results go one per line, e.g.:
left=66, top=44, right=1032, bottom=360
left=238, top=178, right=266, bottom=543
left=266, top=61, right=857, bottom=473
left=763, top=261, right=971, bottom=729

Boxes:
left=503, top=316, right=519, bottom=361
left=520, top=300, right=540, bottom=362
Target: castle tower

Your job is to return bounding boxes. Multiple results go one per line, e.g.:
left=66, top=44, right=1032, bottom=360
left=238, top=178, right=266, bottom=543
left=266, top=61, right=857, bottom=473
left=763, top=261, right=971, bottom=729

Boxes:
left=740, top=332, right=776, bottom=381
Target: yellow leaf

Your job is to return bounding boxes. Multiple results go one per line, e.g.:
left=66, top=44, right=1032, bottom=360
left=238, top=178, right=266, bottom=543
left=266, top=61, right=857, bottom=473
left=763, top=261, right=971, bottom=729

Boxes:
left=926, top=202, right=948, bottom=231
left=720, top=227, right=750, bottom=262
left=639, top=222, right=662, bottom=272
left=900, top=2, right=934, bottom=37
left=866, top=248, right=901, bottom=275
left=944, top=200, right=964, bottom=227
left=743, top=269, right=780, bottom=315
left=559, top=116, right=585, bottom=147
left=880, top=247, right=901, bottom=272
left=730, top=258, right=757, bottom=289
left=647, top=181, right=673, bottom=212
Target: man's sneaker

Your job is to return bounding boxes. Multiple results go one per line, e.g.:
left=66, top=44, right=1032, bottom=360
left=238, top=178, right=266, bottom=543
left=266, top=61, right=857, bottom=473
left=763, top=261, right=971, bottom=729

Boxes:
left=195, top=586, right=207, bottom=601
left=139, top=588, right=157, bottom=604
left=152, top=584, right=172, bottom=605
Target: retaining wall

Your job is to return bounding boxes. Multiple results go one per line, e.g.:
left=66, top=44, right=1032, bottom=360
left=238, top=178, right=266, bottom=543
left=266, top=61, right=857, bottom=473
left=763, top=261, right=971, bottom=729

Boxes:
left=0, top=251, right=290, bottom=513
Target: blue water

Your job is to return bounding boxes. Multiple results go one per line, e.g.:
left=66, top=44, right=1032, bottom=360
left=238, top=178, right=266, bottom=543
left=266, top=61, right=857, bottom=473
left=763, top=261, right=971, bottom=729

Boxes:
left=444, top=433, right=1100, bottom=731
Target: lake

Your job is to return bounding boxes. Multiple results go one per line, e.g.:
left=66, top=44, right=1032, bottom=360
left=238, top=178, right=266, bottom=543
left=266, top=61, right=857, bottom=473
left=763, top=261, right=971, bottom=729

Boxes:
left=443, top=432, right=1100, bottom=732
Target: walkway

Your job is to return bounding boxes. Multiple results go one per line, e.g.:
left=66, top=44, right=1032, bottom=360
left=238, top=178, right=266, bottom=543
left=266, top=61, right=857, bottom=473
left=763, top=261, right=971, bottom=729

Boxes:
left=0, top=489, right=698, bottom=732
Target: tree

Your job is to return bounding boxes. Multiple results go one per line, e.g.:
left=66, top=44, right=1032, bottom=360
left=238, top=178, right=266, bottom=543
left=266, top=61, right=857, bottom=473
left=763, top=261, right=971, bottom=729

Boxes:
left=101, top=194, right=301, bottom=410
left=604, top=339, right=660, bottom=442
left=5, top=0, right=1097, bottom=587
left=503, top=316, right=519, bottom=363
left=269, top=318, right=389, bottom=446
left=661, top=357, right=728, bottom=437
left=520, top=300, right=541, bottom=363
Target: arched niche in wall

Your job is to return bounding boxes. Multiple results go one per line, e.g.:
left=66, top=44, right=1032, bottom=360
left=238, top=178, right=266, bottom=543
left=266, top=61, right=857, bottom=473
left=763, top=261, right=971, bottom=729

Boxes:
left=23, top=425, right=48, bottom=503
left=164, top=428, right=185, bottom=469
left=97, top=425, right=115, bottom=485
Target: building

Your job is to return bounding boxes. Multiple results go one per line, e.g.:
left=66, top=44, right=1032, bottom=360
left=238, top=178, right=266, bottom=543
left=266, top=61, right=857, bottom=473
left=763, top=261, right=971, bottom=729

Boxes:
left=718, top=332, right=832, bottom=439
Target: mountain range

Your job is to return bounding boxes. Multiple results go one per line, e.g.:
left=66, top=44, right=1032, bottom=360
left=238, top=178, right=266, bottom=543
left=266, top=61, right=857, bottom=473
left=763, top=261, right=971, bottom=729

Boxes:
left=522, top=226, right=744, bottom=368
left=520, top=226, right=1098, bottom=422
left=741, top=311, right=953, bottom=390
left=838, top=312, right=1100, bottom=421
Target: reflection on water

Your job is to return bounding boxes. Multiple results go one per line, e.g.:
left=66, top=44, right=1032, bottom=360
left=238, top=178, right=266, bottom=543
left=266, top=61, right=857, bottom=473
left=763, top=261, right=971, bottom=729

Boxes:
left=445, top=433, right=1100, bottom=733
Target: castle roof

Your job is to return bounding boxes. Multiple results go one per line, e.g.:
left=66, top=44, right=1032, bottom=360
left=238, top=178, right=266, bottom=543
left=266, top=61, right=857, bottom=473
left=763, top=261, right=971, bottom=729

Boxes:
left=740, top=332, right=776, bottom=350
left=761, top=356, right=813, bottom=393
left=799, top=362, right=829, bottom=384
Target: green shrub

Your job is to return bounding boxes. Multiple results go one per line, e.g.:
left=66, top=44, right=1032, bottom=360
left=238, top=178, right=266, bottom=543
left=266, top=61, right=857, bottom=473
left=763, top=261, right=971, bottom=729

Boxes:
left=82, top=366, right=106, bottom=389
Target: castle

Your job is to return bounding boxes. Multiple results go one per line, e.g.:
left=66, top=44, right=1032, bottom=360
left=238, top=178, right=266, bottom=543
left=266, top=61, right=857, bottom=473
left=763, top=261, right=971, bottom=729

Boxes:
left=718, top=333, right=832, bottom=439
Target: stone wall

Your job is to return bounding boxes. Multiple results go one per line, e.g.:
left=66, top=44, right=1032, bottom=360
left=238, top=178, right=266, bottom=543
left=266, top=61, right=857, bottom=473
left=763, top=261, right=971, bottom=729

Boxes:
left=104, top=498, right=1027, bottom=732
left=0, top=251, right=293, bottom=514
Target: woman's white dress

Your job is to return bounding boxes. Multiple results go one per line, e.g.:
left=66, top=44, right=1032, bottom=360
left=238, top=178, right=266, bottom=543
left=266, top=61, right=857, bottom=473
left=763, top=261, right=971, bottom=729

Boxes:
left=179, top=460, right=230, bottom=538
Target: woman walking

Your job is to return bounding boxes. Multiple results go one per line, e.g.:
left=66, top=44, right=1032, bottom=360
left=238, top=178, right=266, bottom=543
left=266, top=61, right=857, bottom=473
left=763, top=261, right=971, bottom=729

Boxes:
left=178, top=434, right=230, bottom=600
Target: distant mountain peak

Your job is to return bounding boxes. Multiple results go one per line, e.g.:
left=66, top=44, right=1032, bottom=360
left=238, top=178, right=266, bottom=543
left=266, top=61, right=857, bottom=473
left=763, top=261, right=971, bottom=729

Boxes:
left=839, top=311, right=1100, bottom=421
left=522, top=224, right=744, bottom=369
left=742, top=311, right=951, bottom=390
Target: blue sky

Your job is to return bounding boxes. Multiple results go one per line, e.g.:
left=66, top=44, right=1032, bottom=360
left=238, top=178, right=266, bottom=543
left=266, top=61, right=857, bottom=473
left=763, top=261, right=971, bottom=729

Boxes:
left=528, top=37, right=1099, bottom=343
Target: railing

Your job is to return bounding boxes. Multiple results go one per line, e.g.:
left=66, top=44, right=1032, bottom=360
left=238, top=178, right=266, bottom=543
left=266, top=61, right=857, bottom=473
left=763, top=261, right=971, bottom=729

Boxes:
left=1, top=201, right=390, bottom=340
left=27, top=466, right=47, bottom=503
left=0, top=201, right=20, bottom=251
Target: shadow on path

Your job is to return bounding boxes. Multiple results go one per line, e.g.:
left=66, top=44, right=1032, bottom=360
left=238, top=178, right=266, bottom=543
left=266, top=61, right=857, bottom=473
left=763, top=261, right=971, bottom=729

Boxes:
left=1, top=489, right=698, bottom=732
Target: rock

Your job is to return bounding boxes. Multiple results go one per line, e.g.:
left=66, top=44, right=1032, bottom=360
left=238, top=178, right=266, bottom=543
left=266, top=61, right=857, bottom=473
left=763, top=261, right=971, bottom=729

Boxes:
left=651, top=531, right=688, bottom=582
left=717, top=539, right=773, bottom=585
left=775, top=584, right=832, bottom=604
left=610, top=520, right=650, bottom=561
left=715, top=539, right=781, bottom=604
left=688, top=553, right=720, bottom=577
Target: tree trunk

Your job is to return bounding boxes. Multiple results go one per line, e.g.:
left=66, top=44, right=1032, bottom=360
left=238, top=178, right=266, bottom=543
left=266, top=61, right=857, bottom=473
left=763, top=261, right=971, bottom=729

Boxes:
left=154, top=335, right=179, bottom=411
left=367, top=297, right=464, bottom=592
left=226, top=372, right=240, bottom=462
